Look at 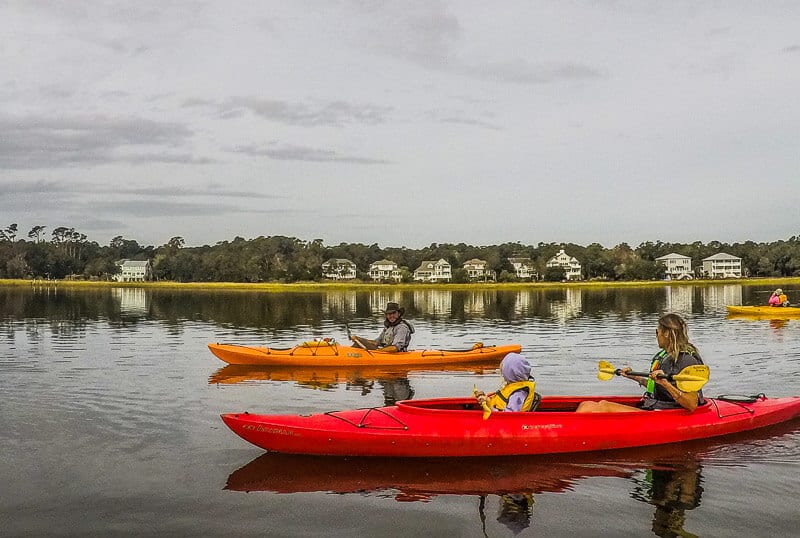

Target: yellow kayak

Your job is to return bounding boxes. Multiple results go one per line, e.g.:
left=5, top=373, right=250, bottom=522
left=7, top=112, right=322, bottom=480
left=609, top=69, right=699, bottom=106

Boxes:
left=207, top=341, right=521, bottom=366
left=726, top=305, right=800, bottom=318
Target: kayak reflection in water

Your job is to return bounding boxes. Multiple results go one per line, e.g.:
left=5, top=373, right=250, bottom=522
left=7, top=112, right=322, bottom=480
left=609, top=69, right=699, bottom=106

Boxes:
left=631, top=461, right=704, bottom=538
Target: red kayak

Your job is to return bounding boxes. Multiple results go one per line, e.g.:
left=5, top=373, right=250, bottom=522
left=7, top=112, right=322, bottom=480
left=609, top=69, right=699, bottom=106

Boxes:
left=221, top=394, right=800, bottom=457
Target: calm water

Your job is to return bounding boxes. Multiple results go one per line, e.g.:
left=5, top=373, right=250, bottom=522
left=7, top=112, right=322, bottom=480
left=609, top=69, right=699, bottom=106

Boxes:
left=1, top=284, right=798, bottom=537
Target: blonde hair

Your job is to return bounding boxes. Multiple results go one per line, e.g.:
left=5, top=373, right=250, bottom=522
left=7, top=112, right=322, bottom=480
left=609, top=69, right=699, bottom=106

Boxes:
left=658, top=313, right=699, bottom=359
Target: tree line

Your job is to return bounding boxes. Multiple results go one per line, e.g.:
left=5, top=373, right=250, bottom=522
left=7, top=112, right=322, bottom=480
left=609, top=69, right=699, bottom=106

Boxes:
left=1, top=223, right=799, bottom=282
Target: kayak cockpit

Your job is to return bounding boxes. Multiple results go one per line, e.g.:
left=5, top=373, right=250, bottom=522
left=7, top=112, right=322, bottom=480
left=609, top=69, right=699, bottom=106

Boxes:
left=395, top=396, right=644, bottom=415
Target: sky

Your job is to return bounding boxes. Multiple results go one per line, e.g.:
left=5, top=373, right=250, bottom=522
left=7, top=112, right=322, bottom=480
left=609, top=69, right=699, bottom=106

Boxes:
left=2, top=1, right=799, bottom=249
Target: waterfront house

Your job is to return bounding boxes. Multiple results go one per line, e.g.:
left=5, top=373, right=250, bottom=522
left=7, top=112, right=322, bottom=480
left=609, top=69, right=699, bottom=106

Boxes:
left=702, top=253, right=742, bottom=278
left=546, top=249, right=582, bottom=280
left=413, top=259, right=452, bottom=283
left=368, top=259, right=402, bottom=282
left=115, top=259, right=153, bottom=282
left=656, top=253, right=693, bottom=280
left=321, top=258, right=357, bottom=280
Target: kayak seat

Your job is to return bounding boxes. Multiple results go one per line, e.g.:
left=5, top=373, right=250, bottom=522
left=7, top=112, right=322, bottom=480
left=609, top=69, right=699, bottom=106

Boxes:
left=529, top=392, right=542, bottom=412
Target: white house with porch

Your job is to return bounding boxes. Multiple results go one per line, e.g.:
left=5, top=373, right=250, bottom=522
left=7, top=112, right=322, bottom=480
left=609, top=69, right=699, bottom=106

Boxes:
left=413, top=259, right=452, bottom=282
left=115, top=259, right=153, bottom=282
left=546, top=249, right=582, bottom=280
left=368, top=259, right=402, bottom=282
left=702, top=253, right=742, bottom=278
left=656, top=253, right=693, bottom=280
left=321, top=258, right=357, bottom=280
left=507, top=257, right=537, bottom=280
left=462, top=259, right=495, bottom=282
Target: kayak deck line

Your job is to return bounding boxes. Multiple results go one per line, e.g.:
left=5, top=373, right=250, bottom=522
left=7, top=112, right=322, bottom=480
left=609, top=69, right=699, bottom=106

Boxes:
left=326, top=408, right=410, bottom=430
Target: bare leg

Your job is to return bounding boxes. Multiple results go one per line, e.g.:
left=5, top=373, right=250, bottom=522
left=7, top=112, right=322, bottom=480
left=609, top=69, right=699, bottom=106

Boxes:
left=575, top=400, right=644, bottom=413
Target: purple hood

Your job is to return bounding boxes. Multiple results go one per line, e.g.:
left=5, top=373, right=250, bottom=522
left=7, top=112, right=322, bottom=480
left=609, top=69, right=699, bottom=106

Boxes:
left=500, top=352, right=532, bottom=382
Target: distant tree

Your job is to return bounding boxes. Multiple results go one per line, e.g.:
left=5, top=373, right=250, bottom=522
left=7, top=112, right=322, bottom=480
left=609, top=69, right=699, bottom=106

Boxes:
left=6, top=253, right=28, bottom=278
left=543, top=266, right=566, bottom=282
left=28, top=225, right=46, bottom=242
left=0, top=223, right=18, bottom=242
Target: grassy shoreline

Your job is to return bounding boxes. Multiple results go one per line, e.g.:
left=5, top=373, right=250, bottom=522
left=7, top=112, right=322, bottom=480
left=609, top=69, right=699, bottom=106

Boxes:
left=2, top=277, right=799, bottom=292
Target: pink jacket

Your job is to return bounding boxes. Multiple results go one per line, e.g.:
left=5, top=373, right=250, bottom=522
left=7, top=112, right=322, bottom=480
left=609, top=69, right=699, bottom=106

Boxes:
left=768, top=294, right=780, bottom=306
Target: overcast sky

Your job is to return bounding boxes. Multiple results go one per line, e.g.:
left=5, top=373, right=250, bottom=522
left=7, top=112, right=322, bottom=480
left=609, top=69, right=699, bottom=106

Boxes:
left=2, top=1, right=799, bottom=249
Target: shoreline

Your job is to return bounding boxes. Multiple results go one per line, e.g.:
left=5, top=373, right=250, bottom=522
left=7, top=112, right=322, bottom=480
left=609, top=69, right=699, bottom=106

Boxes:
left=2, top=277, right=799, bottom=293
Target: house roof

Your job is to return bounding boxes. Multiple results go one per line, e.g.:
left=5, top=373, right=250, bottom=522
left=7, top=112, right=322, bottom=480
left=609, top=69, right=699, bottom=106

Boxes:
left=118, top=259, right=150, bottom=268
left=322, top=258, right=355, bottom=266
left=656, top=253, right=691, bottom=260
left=702, top=252, right=740, bottom=261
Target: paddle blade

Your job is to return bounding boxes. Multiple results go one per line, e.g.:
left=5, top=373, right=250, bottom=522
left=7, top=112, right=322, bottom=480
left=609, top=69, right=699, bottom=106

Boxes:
left=597, top=360, right=617, bottom=381
left=672, top=364, right=710, bottom=392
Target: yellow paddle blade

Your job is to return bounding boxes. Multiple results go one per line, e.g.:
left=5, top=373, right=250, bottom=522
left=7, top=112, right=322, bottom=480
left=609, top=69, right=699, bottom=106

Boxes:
left=671, top=365, right=710, bottom=392
left=597, top=360, right=617, bottom=381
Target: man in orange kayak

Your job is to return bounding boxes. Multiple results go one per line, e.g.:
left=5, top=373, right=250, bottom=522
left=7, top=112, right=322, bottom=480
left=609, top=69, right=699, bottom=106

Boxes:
left=350, top=302, right=414, bottom=352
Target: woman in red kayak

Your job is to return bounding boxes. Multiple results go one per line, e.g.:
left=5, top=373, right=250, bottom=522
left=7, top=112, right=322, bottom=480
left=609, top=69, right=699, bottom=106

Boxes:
left=577, top=313, right=705, bottom=413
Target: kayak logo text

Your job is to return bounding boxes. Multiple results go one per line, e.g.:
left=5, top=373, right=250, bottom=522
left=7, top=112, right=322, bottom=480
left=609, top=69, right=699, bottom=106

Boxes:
left=242, top=424, right=295, bottom=436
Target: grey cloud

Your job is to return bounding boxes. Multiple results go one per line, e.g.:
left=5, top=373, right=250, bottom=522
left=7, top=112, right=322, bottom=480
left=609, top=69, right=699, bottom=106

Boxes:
left=458, top=61, right=603, bottom=85
left=221, top=97, right=392, bottom=127
left=231, top=144, right=391, bottom=164
left=432, top=114, right=502, bottom=130
left=0, top=180, right=281, bottom=200
left=0, top=115, right=200, bottom=169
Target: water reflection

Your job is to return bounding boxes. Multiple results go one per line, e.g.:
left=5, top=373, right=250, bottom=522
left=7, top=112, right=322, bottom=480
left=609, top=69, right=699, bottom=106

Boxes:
left=112, top=287, right=149, bottom=315
left=1, top=283, right=785, bottom=330
left=209, top=362, right=500, bottom=403
left=631, top=461, right=703, bottom=538
left=224, top=420, right=799, bottom=535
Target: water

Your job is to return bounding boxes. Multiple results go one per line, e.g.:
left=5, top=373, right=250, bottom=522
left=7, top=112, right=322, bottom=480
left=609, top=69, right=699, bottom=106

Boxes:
left=1, top=283, right=798, bottom=537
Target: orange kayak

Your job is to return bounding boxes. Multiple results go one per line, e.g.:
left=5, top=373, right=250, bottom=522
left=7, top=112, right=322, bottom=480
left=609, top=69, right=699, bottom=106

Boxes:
left=207, top=341, right=521, bottom=366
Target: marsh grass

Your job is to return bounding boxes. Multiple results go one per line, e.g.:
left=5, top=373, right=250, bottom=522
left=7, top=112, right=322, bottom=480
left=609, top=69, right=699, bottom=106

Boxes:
left=3, top=277, right=800, bottom=293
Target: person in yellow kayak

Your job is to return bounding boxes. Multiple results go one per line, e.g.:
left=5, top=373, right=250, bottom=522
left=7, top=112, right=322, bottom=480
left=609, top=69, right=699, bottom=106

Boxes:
left=768, top=288, right=788, bottom=306
left=474, top=353, right=538, bottom=412
left=576, top=313, right=706, bottom=413
left=350, top=302, right=414, bottom=352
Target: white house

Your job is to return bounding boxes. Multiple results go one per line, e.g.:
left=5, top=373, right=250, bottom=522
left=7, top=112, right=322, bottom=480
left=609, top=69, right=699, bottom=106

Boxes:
left=507, top=257, right=537, bottom=280
left=115, top=259, right=153, bottom=282
left=368, top=259, right=402, bottom=282
left=462, top=258, right=495, bottom=282
left=321, top=258, right=357, bottom=280
left=702, top=253, right=742, bottom=278
left=656, top=253, right=693, bottom=280
left=413, top=258, right=452, bottom=282
left=546, top=249, right=582, bottom=280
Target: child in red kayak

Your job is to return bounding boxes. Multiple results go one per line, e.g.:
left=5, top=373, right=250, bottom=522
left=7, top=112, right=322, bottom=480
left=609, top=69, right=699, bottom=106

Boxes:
left=474, top=353, right=538, bottom=412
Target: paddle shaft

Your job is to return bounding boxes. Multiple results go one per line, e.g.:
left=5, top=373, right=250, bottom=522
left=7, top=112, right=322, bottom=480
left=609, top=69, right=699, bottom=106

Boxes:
left=620, top=369, right=670, bottom=380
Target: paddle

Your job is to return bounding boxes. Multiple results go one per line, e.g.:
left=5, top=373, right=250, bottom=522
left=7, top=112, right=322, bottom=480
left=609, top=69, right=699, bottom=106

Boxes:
left=345, top=323, right=369, bottom=350
left=598, top=360, right=709, bottom=392
left=473, top=384, right=492, bottom=420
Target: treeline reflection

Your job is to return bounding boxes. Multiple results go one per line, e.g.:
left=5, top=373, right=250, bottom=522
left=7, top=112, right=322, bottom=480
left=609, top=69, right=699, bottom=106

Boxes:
left=0, top=284, right=756, bottom=332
